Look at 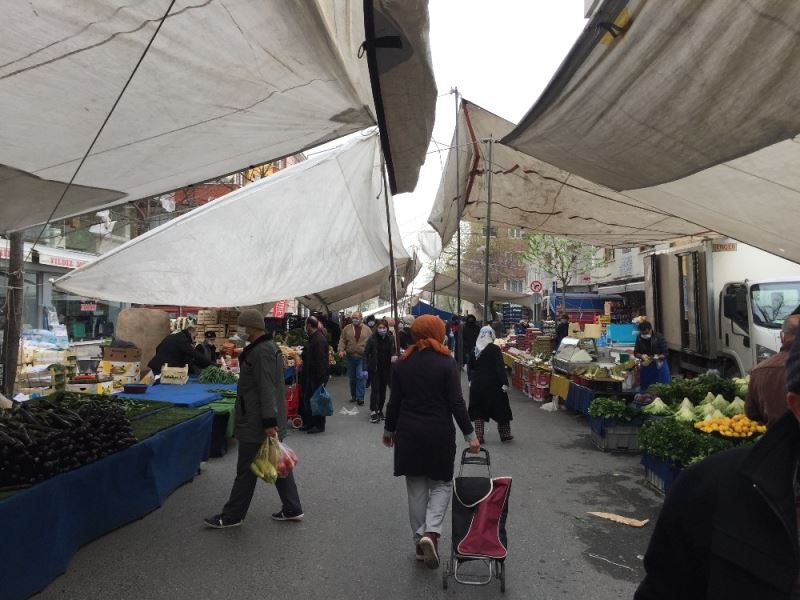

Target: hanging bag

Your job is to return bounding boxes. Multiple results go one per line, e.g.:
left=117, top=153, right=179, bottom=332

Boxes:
left=310, top=384, right=334, bottom=416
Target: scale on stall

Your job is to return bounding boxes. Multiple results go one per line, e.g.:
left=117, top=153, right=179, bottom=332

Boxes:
left=552, top=337, right=598, bottom=374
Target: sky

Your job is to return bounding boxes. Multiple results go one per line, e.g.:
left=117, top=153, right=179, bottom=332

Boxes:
left=393, top=1, right=588, bottom=253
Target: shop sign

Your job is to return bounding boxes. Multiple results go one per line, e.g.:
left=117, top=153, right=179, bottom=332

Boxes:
left=712, top=243, right=737, bottom=253
left=80, top=302, right=97, bottom=312
left=0, top=244, right=89, bottom=268
left=271, top=300, right=287, bottom=318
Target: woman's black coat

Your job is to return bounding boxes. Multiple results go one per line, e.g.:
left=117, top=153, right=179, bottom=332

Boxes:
left=467, top=343, right=512, bottom=423
left=364, top=332, right=396, bottom=375
left=384, top=349, right=474, bottom=481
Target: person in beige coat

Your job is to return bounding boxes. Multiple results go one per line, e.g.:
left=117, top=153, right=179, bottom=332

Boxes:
left=338, top=311, right=372, bottom=405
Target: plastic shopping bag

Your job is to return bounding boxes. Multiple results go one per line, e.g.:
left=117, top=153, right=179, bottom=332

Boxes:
left=276, top=442, right=299, bottom=478
left=250, top=435, right=280, bottom=484
left=310, top=384, right=334, bottom=417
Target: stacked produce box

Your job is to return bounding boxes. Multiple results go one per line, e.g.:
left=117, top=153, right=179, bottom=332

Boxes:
left=194, top=308, right=241, bottom=346
left=97, top=347, right=142, bottom=391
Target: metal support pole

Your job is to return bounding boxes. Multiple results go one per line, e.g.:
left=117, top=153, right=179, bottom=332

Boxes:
left=381, top=161, right=399, bottom=351
left=3, top=232, right=24, bottom=396
left=483, top=137, right=494, bottom=323
left=454, top=88, right=464, bottom=367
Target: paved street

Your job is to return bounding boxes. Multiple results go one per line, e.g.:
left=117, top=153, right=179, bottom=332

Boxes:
left=36, top=374, right=662, bottom=600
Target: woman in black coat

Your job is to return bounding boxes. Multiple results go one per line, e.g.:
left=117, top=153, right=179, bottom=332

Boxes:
left=468, top=326, right=513, bottom=443
left=383, top=315, right=479, bottom=570
left=364, top=318, right=396, bottom=423
left=300, top=316, right=329, bottom=434
left=461, top=315, right=480, bottom=366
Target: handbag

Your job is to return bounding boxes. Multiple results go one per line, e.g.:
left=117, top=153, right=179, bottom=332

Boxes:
left=310, top=384, right=334, bottom=416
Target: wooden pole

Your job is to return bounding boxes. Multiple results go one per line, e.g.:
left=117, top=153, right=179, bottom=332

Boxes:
left=3, top=232, right=24, bottom=396
left=483, top=137, right=494, bottom=323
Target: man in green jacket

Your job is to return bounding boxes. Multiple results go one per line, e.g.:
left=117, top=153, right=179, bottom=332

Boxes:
left=205, top=309, right=303, bottom=528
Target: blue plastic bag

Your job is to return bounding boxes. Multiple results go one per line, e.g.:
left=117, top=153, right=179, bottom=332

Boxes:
left=310, top=385, right=334, bottom=417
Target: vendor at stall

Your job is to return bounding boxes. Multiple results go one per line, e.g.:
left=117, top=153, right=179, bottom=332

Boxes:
left=148, top=325, right=196, bottom=376
left=634, top=320, right=671, bottom=390
left=194, top=330, right=219, bottom=372
left=554, top=314, right=570, bottom=349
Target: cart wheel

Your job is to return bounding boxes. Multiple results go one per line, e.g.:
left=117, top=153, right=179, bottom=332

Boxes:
left=499, top=561, right=506, bottom=593
left=442, top=560, right=449, bottom=590
left=291, top=416, right=303, bottom=429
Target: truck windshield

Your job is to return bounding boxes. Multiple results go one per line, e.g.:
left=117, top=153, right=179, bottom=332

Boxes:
left=751, top=282, right=800, bottom=328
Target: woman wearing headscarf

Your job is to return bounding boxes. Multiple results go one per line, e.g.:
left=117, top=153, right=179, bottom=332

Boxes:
left=364, top=318, right=396, bottom=423
left=383, top=315, right=480, bottom=570
left=467, top=326, right=514, bottom=443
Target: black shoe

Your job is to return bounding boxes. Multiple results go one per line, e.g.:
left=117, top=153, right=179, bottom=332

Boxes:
left=377, top=411, right=385, bottom=421
left=272, top=510, right=304, bottom=522
left=349, top=397, right=357, bottom=403
left=357, top=400, right=364, bottom=406
left=370, top=412, right=379, bottom=424
left=306, top=426, right=325, bottom=434
left=204, top=514, right=242, bottom=529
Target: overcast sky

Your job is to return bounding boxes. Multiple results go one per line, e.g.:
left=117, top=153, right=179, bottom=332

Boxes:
left=394, top=1, right=588, bottom=249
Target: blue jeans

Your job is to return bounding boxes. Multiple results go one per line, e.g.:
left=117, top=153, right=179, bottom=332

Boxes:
left=346, top=355, right=366, bottom=401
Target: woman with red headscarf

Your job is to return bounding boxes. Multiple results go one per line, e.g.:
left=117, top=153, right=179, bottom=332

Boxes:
left=383, top=315, right=480, bottom=570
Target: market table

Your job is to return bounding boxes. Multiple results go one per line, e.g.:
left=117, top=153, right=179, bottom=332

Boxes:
left=0, top=409, right=213, bottom=600
left=118, top=382, right=238, bottom=407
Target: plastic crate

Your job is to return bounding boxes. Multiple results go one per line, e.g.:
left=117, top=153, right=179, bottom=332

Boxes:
left=590, top=422, right=640, bottom=452
left=641, top=453, right=682, bottom=495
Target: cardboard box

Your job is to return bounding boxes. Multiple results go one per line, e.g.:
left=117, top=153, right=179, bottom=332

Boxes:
left=103, top=347, right=142, bottom=362
left=197, top=309, right=219, bottom=325
left=66, top=379, right=115, bottom=395
left=99, top=360, right=141, bottom=377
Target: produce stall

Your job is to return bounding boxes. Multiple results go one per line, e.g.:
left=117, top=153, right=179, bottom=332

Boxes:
left=0, top=396, right=213, bottom=600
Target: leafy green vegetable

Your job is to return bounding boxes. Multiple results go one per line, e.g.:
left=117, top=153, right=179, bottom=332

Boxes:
left=642, top=398, right=672, bottom=416
left=588, top=397, right=640, bottom=422
left=198, top=366, right=238, bottom=384
left=724, top=397, right=745, bottom=417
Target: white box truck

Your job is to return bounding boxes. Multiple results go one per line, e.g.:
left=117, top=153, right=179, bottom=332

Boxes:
left=644, top=239, right=800, bottom=377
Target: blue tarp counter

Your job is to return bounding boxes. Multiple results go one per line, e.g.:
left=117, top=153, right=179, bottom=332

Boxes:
left=117, top=382, right=238, bottom=407
left=0, top=410, right=213, bottom=600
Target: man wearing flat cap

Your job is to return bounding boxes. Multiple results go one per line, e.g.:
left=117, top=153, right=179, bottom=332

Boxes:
left=205, top=309, right=303, bottom=528
left=636, top=333, right=800, bottom=598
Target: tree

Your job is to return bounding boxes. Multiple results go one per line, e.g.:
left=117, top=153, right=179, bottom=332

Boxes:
left=523, top=234, right=606, bottom=317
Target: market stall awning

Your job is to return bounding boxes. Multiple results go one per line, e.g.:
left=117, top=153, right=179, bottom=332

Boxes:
left=427, top=100, right=709, bottom=249
left=502, top=0, right=800, bottom=262
left=421, top=274, right=531, bottom=307
left=55, top=133, right=409, bottom=307
left=0, top=0, right=435, bottom=233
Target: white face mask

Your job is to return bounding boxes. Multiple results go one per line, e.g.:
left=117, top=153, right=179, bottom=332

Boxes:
left=641, top=334, right=652, bottom=340
left=352, top=319, right=361, bottom=326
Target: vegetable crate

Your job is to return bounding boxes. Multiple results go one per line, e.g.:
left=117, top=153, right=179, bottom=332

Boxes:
left=588, top=417, right=641, bottom=452
left=641, top=453, right=682, bottom=495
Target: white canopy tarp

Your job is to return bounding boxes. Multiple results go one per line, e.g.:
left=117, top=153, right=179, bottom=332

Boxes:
left=427, top=100, right=709, bottom=249
left=0, top=0, right=435, bottom=232
left=502, top=0, right=800, bottom=262
left=55, top=133, right=409, bottom=307
left=421, top=274, right=531, bottom=307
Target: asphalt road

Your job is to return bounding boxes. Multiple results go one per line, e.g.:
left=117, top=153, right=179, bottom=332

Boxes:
left=35, top=372, right=663, bottom=600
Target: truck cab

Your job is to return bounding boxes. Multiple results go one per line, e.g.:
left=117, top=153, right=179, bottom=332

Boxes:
left=720, top=278, right=800, bottom=375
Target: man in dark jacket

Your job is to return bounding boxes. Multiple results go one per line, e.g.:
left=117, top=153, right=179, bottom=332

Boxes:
left=148, top=326, right=196, bottom=375
left=635, top=334, right=800, bottom=599
left=554, top=314, right=570, bottom=349
left=300, top=316, right=329, bottom=434
left=461, top=314, right=480, bottom=366
left=193, top=330, right=218, bottom=373
left=205, top=309, right=303, bottom=528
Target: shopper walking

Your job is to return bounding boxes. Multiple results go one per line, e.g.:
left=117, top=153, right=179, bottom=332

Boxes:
left=205, top=309, right=303, bottom=528
left=338, top=311, right=371, bottom=405
left=300, top=315, right=329, bottom=434
left=467, top=326, right=514, bottom=443
left=461, top=314, right=480, bottom=366
left=364, top=318, right=396, bottom=423
left=383, top=315, right=479, bottom=570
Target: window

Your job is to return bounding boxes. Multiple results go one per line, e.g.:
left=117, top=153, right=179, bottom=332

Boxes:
left=482, top=226, right=497, bottom=237
left=506, top=279, right=524, bottom=293
left=603, top=248, right=616, bottom=262
left=508, top=227, right=523, bottom=239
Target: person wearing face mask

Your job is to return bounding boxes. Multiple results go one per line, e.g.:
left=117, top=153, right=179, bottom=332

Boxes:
left=300, top=316, right=330, bottom=434
left=364, top=318, right=397, bottom=423
left=193, top=330, right=219, bottom=373
left=338, top=311, right=371, bottom=405
left=634, top=321, right=670, bottom=391
left=365, top=315, right=377, bottom=331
